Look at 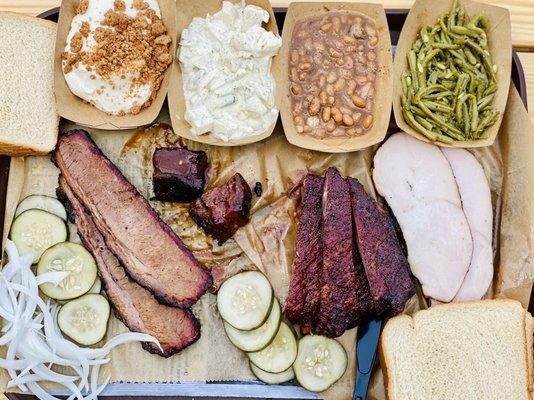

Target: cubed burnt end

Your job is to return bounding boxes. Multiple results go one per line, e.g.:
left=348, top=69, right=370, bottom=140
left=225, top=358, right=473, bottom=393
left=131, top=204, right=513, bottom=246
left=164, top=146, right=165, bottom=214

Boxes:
left=153, top=147, right=209, bottom=203
left=189, top=173, right=252, bottom=244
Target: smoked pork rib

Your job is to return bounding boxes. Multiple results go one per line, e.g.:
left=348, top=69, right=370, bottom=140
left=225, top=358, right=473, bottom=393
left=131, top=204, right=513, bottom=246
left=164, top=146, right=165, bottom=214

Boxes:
left=284, top=174, right=324, bottom=327
left=53, top=130, right=212, bottom=308
left=57, top=177, right=201, bottom=357
left=349, top=178, right=415, bottom=317
left=347, top=247, right=376, bottom=328
left=316, top=168, right=360, bottom=337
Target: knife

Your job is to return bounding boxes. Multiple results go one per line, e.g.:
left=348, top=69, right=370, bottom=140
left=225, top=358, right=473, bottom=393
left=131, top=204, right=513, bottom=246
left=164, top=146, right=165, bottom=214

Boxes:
left=352, top=319, right=383, bottom=400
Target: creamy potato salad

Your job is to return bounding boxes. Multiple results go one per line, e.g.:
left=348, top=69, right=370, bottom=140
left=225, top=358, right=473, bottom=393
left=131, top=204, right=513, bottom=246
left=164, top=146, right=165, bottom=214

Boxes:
left=179, top=1, right=282, bottom=141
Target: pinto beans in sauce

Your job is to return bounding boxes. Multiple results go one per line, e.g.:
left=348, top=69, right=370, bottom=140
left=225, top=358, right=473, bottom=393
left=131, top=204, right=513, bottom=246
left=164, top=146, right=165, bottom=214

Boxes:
left=289, top=12, right=378, bottom=138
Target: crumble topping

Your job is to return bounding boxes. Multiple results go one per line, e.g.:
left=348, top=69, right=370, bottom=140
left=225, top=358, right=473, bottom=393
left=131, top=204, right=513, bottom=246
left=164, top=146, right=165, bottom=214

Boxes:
left=62, top=0, right=172, bottom=115
left=77, top=0, right=88, bottom=14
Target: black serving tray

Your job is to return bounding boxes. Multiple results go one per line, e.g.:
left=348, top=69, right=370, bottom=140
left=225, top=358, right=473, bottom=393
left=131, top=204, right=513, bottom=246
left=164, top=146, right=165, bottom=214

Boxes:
left=3, top=6, right=530, bottom=400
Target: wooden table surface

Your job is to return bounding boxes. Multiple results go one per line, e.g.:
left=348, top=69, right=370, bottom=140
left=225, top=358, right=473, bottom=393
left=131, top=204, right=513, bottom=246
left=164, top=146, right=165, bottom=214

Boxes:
left=1, top=0, right=534, bottom=122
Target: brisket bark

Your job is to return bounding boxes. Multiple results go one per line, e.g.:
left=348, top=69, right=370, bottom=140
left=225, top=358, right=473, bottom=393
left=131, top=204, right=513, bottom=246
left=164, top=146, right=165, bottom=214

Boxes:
left=52, top=130, right=212, bottom=308
left=57, top=177, right=200, bottom=357
left=349, top=178, right=415, bottom=317
left=316, top=168, right=360, bottom=338
left=153, top=147, right=208, bottom=203
left=284, top=174, right=324, bottom=327
left=189, top=173, right=252, bottom=244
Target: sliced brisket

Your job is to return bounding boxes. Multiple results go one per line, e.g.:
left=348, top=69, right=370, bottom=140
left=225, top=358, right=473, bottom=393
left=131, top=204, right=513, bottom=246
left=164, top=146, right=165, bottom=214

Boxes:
left=316, top=168, right=360, bottom=338
left=349, top=178, right=415, bottom=317
left=52, top=130, right=212, bottom=308
left=57, top=177, right=200, bottom=357
left=284, top=174, right=324, bottom=327
left=189, top=173, right=252, bottom=244
left=153, top=146, right=208, bottom=203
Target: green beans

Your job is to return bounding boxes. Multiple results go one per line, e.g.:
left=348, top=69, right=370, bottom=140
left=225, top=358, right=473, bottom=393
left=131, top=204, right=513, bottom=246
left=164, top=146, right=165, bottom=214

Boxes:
left=400, top=0, right=499, bottom=142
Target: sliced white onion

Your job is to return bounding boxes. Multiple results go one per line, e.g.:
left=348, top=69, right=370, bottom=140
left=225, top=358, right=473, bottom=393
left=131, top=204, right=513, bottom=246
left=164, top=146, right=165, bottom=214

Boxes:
left=0, top=240, right=160, bottom=400
left=35, top=271, right=71, bottom=286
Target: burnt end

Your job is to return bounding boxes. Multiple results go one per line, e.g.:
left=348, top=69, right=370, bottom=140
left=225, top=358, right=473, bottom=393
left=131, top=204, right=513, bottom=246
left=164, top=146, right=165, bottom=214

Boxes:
left=284, top=174, right=324, bottom=327
left=349, top=178, right=415, bottom=318
left=316, top=168, right=360, bottom=338
left=153, top=147, right=208, bottom=203
left=189, top=173, right=252, bottom=244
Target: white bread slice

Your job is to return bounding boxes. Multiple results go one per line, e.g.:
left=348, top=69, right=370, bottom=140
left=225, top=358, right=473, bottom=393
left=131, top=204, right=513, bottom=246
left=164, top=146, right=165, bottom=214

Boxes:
left=380, top=300, right=532, bottom=400
left=0, top=12, right=59, bottom=156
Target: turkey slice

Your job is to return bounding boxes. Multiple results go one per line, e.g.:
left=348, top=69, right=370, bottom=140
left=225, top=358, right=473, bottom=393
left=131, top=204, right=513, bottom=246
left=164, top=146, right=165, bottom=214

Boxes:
left=442, top=148, right=494, bottom=301
left=373, top=133, right=472, bottom=302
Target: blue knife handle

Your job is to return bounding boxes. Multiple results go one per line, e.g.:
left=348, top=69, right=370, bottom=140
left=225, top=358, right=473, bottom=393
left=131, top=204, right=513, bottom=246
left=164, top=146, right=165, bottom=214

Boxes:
left=353, top=319, right=383, bottom=400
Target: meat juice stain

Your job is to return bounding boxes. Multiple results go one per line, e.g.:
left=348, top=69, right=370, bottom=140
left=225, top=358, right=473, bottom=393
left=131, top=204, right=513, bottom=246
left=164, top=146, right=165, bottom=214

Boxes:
left=119, top=122, right=244, bottom=270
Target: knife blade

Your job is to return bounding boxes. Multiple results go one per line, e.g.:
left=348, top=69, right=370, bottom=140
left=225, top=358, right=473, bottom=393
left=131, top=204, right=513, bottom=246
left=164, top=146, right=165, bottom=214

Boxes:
left=352, top=319, right=383, bottom=400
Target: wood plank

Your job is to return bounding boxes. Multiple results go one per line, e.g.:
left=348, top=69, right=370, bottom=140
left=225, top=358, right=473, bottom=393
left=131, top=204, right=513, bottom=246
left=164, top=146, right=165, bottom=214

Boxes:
left=2, top=0, right=534, bottom=49
left=518, top=52, right=534, bottom=121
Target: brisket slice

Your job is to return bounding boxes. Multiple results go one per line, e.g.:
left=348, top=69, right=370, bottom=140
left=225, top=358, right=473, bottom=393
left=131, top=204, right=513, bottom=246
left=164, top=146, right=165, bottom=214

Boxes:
left=284, top=174, right=324, bottom=327
left=52, top=130, right=212, bottom=308
left=57, top=176, right=200, bottom=357
left=316, top=168, right=360, bottom=338
left=348, top=178, right=415, bottom=317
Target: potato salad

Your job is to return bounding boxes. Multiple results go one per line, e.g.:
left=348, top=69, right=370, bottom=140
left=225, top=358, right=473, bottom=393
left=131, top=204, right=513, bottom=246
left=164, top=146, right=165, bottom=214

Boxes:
left=179, top=1, right=282, bottom=141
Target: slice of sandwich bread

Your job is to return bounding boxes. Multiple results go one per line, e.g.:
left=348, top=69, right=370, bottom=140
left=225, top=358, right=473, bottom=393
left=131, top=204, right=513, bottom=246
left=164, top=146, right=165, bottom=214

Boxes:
left=0, top=12, right=59, bottom=156
left=380, top=299, right=533, bottom=400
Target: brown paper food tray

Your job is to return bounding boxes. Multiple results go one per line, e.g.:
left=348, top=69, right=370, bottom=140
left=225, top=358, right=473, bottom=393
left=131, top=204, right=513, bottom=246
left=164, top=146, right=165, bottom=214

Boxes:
left=279, top=2, right=393, bottom=153
left=2, top=7, right=532, bottom=400
left=392, top=0, right=512, bottom=148
left=167, top=0, right=281, bottom=147
left=53, top=0, right=178, bottom=130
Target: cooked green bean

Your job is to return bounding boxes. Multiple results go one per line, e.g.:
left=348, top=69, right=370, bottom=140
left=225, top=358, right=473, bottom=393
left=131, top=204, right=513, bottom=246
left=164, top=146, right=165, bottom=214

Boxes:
left=415, top=115, right=434, bottom=130
left=432, top=42, right=460, bottom=50
left=407, top=50, right=419, bottom=92
left=477, top=93, right=494, bottom=111
left=469, top=95, right=478, bottom=133
left=463, top=47, right=477, bottom=65
left=403, top=108, right=438, bottom=141
left=416, top=100, right=465, bottom=140
left=424, top=90, right=454, bottom=100
left=400, top=0, right=499, bottom=142
left=425, top=100, right=453, bottom=114
left=462, top=102, right=471, bottom=136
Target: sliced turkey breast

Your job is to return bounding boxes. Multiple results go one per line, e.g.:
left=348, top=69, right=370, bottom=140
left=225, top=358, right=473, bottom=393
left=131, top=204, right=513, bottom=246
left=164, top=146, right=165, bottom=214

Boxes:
left=373, top=133, right=472, bottom=302
left=442, top=148, right=494, bottom=301
left=400, top=201, right=473, bottom=302
left=372, top=132, right=461, bottom=214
